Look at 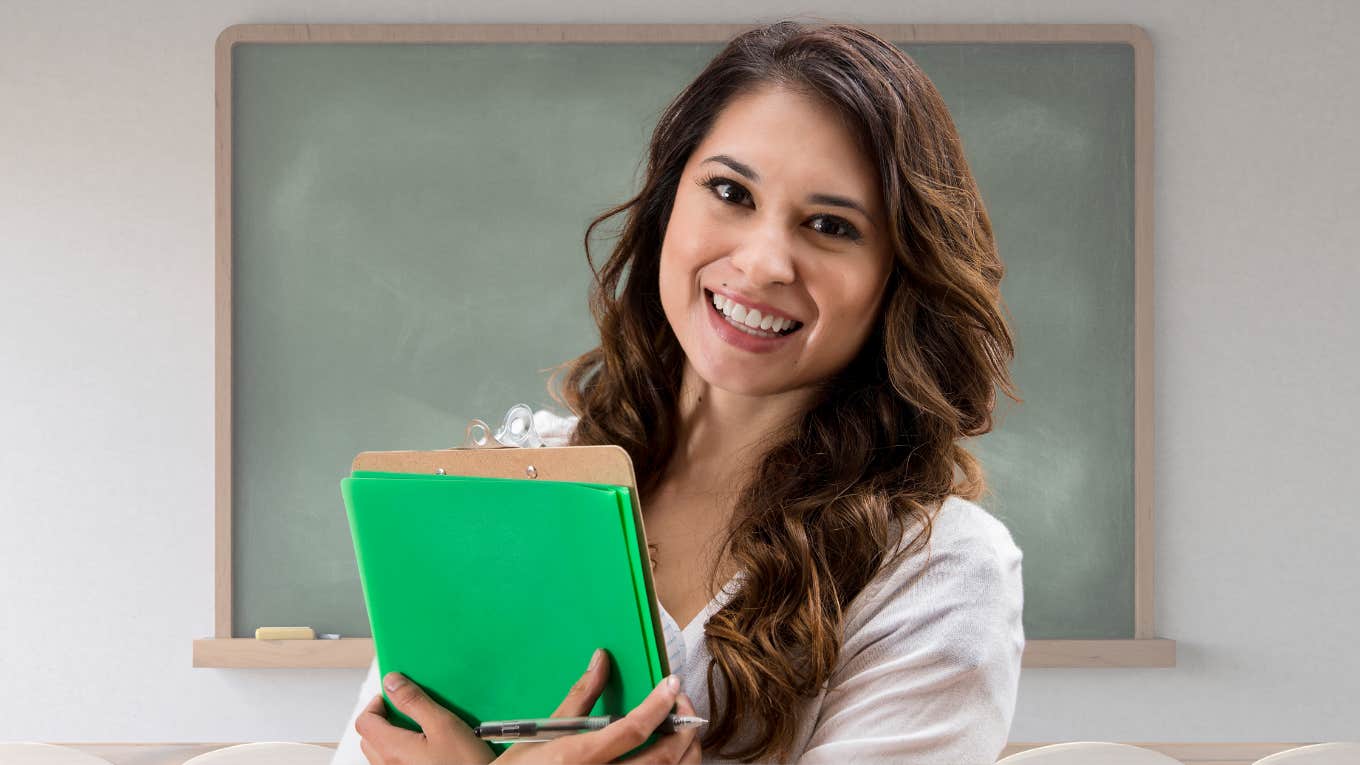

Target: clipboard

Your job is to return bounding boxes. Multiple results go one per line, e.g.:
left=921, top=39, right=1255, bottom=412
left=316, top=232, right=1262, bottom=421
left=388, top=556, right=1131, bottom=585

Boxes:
left=342, top=439, right=670, bottom=755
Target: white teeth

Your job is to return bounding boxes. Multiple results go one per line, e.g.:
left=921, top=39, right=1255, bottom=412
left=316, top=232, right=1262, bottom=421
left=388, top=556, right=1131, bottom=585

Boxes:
left=731, top=321, right=774, bottom=337
left=708, top=290, right=800, bottom=335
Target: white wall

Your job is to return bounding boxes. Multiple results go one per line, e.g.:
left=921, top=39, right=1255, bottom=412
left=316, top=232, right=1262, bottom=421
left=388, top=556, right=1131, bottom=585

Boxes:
left=2, top=0, right=1357, bottom=746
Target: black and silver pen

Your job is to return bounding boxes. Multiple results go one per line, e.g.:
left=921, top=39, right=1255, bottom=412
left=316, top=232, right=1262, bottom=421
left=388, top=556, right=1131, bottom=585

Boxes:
left=474, top=714, right=707, bottom=742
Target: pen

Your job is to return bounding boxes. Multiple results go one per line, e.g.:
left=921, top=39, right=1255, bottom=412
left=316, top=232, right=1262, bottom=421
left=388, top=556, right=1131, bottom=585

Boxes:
left=474, top=714, right=708, bottom=742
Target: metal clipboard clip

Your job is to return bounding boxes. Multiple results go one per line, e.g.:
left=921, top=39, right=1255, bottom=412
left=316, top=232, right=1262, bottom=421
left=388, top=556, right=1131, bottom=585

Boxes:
left=463, top=403, right=545, bottom=449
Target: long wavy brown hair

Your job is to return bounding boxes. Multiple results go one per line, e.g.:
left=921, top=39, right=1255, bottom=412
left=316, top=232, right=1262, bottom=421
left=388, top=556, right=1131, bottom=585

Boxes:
left=549, top=19, right=1020, bottom=763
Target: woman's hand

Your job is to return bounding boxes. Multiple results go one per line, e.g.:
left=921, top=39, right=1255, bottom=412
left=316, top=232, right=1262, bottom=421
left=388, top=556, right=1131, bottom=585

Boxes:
left=354, top=649, right=701, bottom=765
left=354, top=671, right=496, bottom=765
left=494, top=649, right=701, bottom=765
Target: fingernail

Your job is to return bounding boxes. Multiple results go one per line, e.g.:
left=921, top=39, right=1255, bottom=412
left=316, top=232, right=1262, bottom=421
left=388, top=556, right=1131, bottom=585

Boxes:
left=666, top=675, right=680, bottom=692
left=384, top=672, right=406, bottom=693
left=588, top=648, right=603, bottom=671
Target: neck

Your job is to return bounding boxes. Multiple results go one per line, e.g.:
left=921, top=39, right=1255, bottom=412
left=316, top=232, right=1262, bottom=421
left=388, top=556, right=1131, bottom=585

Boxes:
left=665, top=361, right=818, bottom=488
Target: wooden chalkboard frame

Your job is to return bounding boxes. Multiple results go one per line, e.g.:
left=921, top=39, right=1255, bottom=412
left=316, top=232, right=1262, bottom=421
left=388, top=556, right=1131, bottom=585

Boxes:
left=194, top=22, right=1173, bottom=669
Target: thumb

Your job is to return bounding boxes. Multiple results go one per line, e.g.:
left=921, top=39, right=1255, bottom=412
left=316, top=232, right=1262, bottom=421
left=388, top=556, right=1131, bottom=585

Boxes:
left=383, top=672, right=453, bottom=732
left=550, top=648, right=611, bottom=717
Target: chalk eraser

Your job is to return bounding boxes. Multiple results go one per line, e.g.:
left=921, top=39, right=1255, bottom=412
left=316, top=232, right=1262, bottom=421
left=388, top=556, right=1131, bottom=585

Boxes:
left=254, top=626, right=316, bottom=640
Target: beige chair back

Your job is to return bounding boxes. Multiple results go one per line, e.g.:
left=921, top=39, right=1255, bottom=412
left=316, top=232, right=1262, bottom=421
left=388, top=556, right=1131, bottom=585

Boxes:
left=1254, top=743, right=1360, bottom=765
left=181, top=742, right=336, bottom=765
left=998, top=742, right=1185, bottom=764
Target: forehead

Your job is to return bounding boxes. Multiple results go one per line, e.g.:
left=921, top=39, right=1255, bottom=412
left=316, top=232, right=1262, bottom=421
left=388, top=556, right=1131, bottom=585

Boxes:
left=691, top=84, right=880, bottom=204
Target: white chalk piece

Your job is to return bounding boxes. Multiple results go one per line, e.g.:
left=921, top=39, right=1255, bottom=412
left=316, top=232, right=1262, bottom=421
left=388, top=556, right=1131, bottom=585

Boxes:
left=254, top=626, right=316, bottom=640
left=319, top=633, right=342, bottom=640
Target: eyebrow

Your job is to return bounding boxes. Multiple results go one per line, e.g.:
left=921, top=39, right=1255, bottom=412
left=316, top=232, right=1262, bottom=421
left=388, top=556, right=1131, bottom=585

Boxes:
left=701, top=154, right=874, bottom=224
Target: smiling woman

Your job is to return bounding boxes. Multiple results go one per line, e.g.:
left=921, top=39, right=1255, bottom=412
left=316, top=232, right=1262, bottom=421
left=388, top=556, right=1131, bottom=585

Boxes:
left=659, top=84, right=895, bottom=400
left=337, top=18, right=1023, bottom=765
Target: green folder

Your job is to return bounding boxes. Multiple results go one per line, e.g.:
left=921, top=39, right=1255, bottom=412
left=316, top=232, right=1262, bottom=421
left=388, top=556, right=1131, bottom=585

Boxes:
left=341, top=468, right=670, bottom=755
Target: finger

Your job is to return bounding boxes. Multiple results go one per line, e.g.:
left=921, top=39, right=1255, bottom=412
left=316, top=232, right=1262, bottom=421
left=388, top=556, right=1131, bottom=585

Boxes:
left=359, top=738, right=384, bottom=765
left=360, top=692, right=386, bottom=720
left=551, top=648, right=611, bottom=718
left=426, top=705, right=497, bottom=765
left=678, top=735, right=702, bottom=764
left=619, top=691, right=699, bottom=764
left=674, top=693, right=703, bottom=764
left=383, top=675, right=496, bottom=765
left=579, top=674, right=683, bottom=759
left=383, top=672, right=455, bottom=734
left=355, top=693, right=424, bottom=752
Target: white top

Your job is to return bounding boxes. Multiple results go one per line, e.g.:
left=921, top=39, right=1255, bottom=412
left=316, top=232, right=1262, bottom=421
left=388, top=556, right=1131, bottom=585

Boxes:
left=332, top=410, right=1024, bottom=764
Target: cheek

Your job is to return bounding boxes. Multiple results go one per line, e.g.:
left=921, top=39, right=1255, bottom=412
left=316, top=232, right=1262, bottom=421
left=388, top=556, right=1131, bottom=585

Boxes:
left=657, top=241, right=695, bottom=309
left=812, top=270, right=891, bottom=352
left=659, top=217, right=723, bottom=292
left=822, top=304, right=876, bottom=349
left=658, top=230, right=708, bottom=328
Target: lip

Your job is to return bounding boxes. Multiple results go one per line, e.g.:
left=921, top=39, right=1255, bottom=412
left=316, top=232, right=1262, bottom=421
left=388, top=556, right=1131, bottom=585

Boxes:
left=704, top=291, right=800, bottom=354
left=706, top=287, right=803, bottom=324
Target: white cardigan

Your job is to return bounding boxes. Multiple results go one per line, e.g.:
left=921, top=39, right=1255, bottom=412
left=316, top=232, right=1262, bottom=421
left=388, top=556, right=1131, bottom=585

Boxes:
left=332, top=410, right=1024, bottom=764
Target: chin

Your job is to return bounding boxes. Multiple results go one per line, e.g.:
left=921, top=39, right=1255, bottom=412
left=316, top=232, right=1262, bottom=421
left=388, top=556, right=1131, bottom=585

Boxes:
left=692, top=362, right=798, bottom=399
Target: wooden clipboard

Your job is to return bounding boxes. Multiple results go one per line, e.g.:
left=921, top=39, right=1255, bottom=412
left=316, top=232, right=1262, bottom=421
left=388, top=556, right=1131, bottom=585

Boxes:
left=351, top=443, right=640, bottom=490
left=348, top=439, right=668, bottom=712
left=350, top=440, right=656, bottom=633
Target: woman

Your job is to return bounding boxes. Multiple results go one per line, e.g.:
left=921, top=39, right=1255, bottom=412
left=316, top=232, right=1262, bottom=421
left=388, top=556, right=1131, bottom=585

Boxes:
left=336, top=19, right=1024, bottom=765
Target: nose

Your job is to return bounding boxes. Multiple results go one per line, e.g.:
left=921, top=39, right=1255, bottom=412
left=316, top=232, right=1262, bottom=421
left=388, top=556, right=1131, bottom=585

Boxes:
left=728, top=222, right=797, bottom=287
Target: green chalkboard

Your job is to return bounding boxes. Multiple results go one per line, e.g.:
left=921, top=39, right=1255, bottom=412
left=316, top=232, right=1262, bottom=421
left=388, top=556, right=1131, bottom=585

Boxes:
left=226, top=30, right=1144, bottom=643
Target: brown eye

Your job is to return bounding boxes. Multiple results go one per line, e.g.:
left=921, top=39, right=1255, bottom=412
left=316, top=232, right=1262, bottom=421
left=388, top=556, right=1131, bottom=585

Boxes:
left=810, top=215, right=862, bottom=242
left=699, top=176, right=752, bottom=207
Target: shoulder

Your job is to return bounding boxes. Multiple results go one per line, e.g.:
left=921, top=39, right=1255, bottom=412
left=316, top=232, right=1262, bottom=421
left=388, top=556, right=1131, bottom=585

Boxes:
left=871, top=495, right=1022, bottom=597
left=920, top=495, right=1024, bottom=585
left=806, top=497, right=1025, bottom=762
left=838, top=495, right=1024, bottom=668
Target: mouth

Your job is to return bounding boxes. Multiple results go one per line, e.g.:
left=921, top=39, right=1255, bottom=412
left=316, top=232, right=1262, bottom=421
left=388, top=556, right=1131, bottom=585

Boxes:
left=704, top=289, right=805, bottom=340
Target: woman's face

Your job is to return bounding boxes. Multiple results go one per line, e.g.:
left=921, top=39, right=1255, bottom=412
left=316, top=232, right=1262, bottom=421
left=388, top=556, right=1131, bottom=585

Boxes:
left=658, top=84, right=894, bottom=399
